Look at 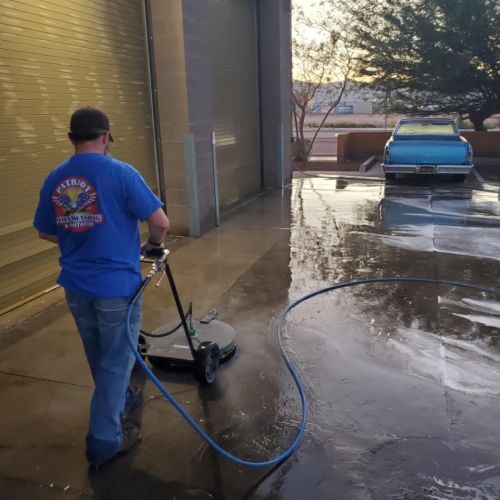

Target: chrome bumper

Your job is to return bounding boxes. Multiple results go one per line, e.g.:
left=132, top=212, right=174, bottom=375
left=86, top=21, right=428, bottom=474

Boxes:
left=382, top=164, right=474, bottom=175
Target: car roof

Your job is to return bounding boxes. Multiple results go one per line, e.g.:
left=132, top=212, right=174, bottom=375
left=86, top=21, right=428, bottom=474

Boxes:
left=397, top=118, right=455, bottom=124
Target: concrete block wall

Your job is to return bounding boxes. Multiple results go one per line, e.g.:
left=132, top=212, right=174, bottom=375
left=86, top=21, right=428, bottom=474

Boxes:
left=337, top=132, right=391, bottom=162
left=462, top=132, right=500, bottom=157
left=149, top=0, right=292, bottom=235
left=149, top=0, right=191, bottom=235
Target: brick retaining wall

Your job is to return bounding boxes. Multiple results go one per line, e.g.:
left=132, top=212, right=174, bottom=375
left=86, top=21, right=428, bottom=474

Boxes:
left=337, top=131, right=500, bottom=163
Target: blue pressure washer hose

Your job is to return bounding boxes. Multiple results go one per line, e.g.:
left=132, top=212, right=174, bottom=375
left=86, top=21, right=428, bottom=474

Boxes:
left=126, top=295, right=307, bottom=468
left=126, top=277, right=499, bottom=468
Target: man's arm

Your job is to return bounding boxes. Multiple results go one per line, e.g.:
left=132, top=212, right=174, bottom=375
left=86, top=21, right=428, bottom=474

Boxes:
left=147, top=207, right=169, bottom=244
left=141, top=208, right=169, bottom=255
left=38, top=232, right=58, bottom=244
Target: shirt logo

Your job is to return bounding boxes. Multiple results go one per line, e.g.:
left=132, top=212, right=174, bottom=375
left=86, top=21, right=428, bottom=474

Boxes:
left=51, top=176, right=104, bottom=232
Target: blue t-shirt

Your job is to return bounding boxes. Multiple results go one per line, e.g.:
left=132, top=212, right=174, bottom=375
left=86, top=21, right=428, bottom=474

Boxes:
left=33, top=153, right=163, bottom=298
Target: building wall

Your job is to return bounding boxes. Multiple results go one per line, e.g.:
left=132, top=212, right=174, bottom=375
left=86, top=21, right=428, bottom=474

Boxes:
left=352, top=101, right=374, bottom=114
left=182, top=0, right=216, bottom=233
left=207, top=0, right=260, bottom=210
left=149, top=0, right=292, bottom=235
left=259, top=0, right=293, bottom=187
left=149, top=0, right=191, bottom=235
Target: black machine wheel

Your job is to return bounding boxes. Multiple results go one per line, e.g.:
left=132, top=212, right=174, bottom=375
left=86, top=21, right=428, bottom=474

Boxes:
left=385, top=173, right=396, bottom=181
left=193, top=341, right=220, bottom=385
left=453, top=174, right=466, bottom=182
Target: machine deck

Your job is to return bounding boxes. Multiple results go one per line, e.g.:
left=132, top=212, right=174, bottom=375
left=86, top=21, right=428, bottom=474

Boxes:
left=143, top=319, right=236, bottom=369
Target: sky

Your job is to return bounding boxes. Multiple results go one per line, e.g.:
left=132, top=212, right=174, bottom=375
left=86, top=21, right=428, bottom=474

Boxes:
left=292, top=0, right=339, bottom=79
left=292, top=0, right=332, bottom=42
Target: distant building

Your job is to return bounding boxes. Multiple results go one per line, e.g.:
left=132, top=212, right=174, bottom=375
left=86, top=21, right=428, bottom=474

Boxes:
left=304, top=82, right=379, bottom=115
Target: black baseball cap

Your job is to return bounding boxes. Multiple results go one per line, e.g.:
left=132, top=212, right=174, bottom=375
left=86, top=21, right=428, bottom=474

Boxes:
left=68, top=107, right=114, bottom=142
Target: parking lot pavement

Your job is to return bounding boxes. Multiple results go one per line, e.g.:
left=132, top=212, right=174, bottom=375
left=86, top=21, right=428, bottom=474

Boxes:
left=1, top=175, right=499, bottom=499
left=474, top=158, right=500, bottom=184
left=363, top=160, right=499, bottom=188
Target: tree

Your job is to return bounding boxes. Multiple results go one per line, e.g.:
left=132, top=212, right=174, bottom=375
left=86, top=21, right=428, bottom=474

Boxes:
left=338, top=0, right=500, bottom=131
left=292, top=5, right=353, bottom=165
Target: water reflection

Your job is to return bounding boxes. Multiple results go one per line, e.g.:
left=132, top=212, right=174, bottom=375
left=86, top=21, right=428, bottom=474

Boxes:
left=286, top=176, right=500, bottom=497
left=290, top=176, right=500, bottom=356
left=290, top=177, right=383, bottom=291
left=377, top=185, right=500, bottom=261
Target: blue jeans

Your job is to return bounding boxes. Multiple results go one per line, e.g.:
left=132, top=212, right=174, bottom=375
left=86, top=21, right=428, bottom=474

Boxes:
left=65, top=291, right=142, bottom=464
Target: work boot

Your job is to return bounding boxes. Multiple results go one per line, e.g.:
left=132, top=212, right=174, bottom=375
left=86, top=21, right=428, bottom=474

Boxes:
left=119, top=424, right=141, bottom=454
left=88, top=425, right=141, bottom=470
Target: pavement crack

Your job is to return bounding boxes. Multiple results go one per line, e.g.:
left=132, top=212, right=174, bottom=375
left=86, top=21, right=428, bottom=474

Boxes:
left=0, top=370, right=91, bottom=390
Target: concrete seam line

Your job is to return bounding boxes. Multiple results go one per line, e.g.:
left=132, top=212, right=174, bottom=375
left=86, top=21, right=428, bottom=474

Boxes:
left=0, top=370, right=91, bottom=389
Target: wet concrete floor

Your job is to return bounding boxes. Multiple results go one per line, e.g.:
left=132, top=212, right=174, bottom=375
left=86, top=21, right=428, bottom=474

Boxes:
left=0, top=172, right=499, bottom=499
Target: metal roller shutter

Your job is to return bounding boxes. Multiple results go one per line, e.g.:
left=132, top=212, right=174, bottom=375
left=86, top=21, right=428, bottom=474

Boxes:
left=0, top=0, right=157, bottom=313
left=208, top=0, right=260, bottom=209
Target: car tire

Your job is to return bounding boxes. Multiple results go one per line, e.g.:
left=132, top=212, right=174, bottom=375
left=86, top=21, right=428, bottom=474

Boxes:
left=385, top=173, right=396, bottom=181
left=452, top=174, right=466, bottom=182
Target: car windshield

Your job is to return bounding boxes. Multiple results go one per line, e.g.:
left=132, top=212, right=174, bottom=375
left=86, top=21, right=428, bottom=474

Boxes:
left=396, top=122, right=456, bottom=136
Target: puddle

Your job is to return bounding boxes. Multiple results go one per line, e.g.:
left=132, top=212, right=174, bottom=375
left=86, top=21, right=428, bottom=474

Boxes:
left=284, top=177, right=500, bottom=496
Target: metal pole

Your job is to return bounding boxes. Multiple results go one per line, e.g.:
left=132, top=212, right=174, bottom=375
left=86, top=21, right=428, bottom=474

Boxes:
left=185, top=133, right=201, bottom=237
left=164, top=262, right=197, bottom=356
left=256, top=0, right=265, bottom=190
left=211, top=131, right=220, bottom=226
left=143, top=0, right=166, bottom=204
left=278, top=122, right=284, bottom=188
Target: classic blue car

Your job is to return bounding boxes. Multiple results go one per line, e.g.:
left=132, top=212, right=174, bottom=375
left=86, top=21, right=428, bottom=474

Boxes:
left=382, top=118, right=473, bottom=182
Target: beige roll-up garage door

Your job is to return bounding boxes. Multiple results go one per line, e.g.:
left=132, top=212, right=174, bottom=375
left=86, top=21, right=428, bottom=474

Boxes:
left=0, top=0, right=157, bottom=313
left=208, top=0, right=260, bottom=209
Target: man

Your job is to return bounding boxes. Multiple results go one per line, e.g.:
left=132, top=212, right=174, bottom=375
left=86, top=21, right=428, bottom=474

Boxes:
left=33, top=107, right=169, bottom=467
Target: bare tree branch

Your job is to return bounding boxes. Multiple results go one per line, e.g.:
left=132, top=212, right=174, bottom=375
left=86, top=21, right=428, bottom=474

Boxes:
left=292, top=5, right=354, bottom=165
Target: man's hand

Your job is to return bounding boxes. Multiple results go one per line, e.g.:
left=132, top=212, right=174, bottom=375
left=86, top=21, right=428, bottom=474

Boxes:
left=140, top=239, right=165, bottom=257
left=142, top=208, right=169, bottom=257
